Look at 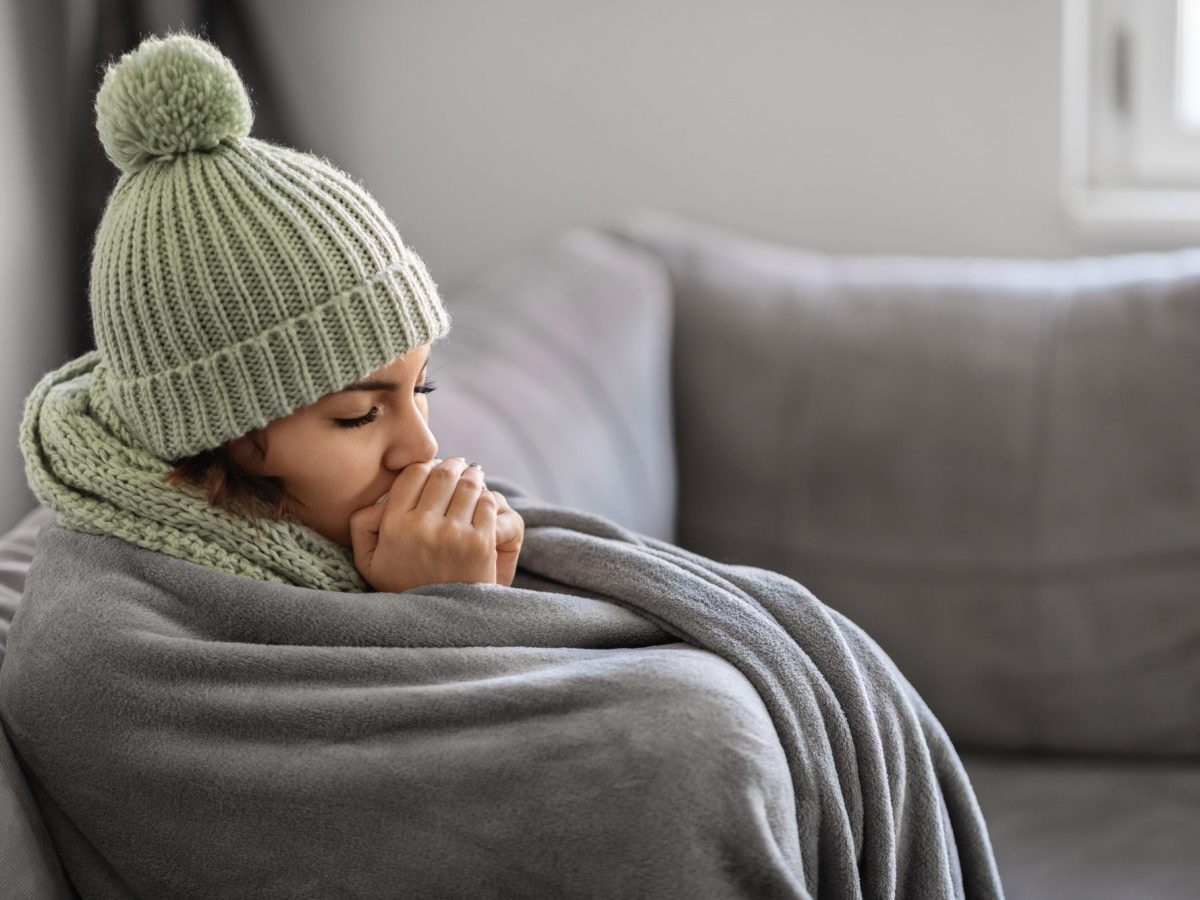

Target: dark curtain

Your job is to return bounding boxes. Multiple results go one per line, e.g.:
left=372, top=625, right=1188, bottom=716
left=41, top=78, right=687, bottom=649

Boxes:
left=67, top=0, right=297, bottom=359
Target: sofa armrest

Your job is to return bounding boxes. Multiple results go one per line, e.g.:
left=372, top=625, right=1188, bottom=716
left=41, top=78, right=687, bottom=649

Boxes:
left=1, top=506, right=56, bottom=668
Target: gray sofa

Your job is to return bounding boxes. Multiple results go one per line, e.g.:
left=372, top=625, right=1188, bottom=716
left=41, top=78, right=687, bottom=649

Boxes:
left=2, top=207, right=1198, bottom=898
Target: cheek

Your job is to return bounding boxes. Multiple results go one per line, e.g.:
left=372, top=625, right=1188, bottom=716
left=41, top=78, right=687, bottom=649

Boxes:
left=269, top=427, right=377, bottom=490
left=330, top=439, right=382, bottom=479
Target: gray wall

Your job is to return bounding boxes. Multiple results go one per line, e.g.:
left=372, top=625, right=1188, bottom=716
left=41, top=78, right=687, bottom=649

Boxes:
left=251, top=0, right=1200, bottom=292
left=4, top=0, right=1200, bottom=532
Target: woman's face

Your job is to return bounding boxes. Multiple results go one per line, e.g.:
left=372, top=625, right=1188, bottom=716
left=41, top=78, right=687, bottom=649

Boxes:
left=227, top=343, right=438, bottom=549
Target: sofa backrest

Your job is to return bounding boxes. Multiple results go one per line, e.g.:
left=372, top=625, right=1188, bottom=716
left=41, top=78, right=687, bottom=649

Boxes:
left=608, top=208, right=1200, bottom=760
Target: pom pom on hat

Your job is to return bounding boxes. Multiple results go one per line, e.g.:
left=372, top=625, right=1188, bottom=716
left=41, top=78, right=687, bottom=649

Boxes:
left=95, top=32, right=253, bottom=175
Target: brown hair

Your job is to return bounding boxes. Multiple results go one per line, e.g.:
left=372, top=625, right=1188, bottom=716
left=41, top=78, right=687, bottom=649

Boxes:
left=162, top=429, right=301, bottom=532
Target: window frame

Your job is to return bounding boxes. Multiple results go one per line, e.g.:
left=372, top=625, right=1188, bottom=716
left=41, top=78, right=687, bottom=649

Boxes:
left=1062, top=0, right=1200, bottom=229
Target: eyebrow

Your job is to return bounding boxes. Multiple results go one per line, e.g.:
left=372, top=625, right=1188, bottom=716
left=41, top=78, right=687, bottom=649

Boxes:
left=334, top=348, right=431, bottom=394
left=338, top=380, right=397, bottom=393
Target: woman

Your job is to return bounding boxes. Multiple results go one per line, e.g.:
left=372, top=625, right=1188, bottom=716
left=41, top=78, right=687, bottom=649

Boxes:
left=1, top=32, right=1006, bottom=900
left=24, top=28, right=521, bottom=599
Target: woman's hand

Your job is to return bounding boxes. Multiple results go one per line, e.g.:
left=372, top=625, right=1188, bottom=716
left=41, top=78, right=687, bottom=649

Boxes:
left=348, top=457, right=497, bottom=593
left=490, top=488, right=524, bottom=587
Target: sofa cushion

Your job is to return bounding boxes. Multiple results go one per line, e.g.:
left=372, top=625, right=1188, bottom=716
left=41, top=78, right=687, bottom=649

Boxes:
left=608, top=208, right=1200, bottom=758
left=433, top=227, right=677, bottom=543
left=961, top=751, right=1200, bottom=900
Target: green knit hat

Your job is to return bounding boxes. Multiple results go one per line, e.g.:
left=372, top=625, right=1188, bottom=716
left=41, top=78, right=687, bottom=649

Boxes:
left=89, top=31, right=452, bottom=461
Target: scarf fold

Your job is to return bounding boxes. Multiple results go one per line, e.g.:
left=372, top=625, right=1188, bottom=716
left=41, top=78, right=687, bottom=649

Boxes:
left=19, top=351, right=368, bottom=592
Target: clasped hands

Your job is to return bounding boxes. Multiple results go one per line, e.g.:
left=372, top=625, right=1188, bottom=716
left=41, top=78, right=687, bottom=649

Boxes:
left=348, top=456, right=525, bottom=593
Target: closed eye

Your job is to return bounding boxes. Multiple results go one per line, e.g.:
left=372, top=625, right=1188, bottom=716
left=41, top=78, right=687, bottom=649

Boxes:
left=334, top=407, right=380, bottom=429
left=334, top=379, right=437, bottom=429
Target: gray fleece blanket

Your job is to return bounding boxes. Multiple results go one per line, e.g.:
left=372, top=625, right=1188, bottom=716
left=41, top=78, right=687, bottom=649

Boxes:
left=0, top=475, right=1005, bottom=900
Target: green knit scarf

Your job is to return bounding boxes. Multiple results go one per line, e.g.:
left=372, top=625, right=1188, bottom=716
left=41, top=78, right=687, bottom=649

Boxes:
left=19, top=350, right=369, bottom=593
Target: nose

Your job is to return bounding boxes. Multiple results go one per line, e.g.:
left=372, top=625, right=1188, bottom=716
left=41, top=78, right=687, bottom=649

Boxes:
left=382, top=396, right=438, bottom=471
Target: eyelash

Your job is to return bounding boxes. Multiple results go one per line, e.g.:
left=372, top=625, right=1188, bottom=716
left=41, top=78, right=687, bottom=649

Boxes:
left=335, top=379, right=438, bottom=429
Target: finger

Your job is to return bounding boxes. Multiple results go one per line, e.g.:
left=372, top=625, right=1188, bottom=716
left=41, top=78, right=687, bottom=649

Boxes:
left=380, top=457, right=442, bottom=513
left=495, top=508, right=523, bottom=550
left=472, top=487, right=498, bottom=534
left=446, top=465, right=486, bottom=522
left=495, top=517, right=519, bottom=549
left=347, top=502, right=387, bottom=570
left=491, top=494, right=512, bottom=523
left=411, top=457, right=469, bottom=518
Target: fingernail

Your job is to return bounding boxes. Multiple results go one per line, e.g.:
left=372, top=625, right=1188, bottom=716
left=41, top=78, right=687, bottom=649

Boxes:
left=374, top=492, right=390, bottom=506
left=467, top=461, right=482, bottom=469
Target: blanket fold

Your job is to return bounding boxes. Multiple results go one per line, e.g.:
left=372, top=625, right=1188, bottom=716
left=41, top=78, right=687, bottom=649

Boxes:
left=0, top=474, right=1005, bottom=900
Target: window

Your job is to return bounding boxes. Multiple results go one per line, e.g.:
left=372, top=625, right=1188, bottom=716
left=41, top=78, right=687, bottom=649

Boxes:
left=1063, top=0, right=1200, bottom=224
